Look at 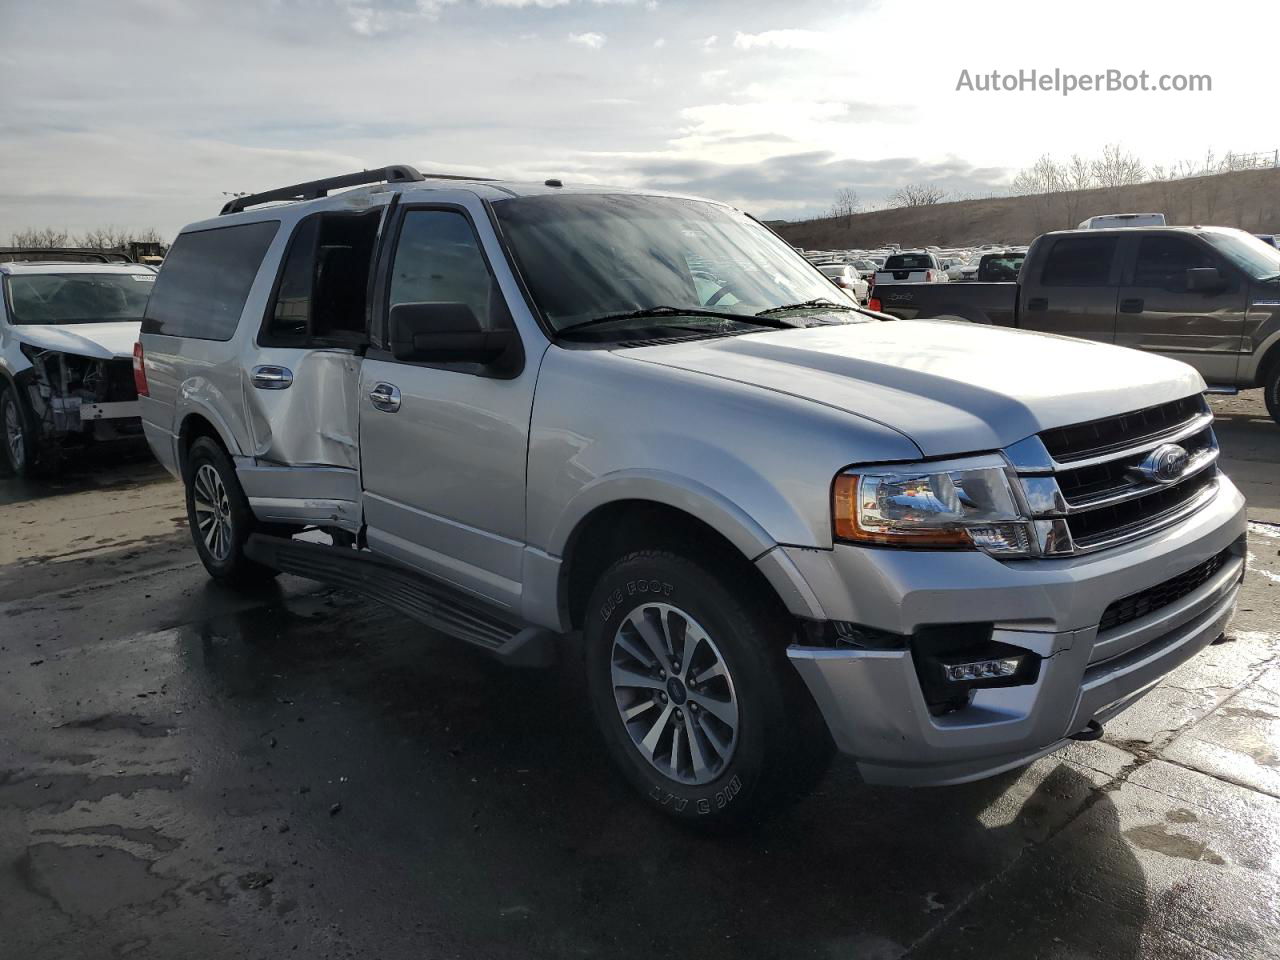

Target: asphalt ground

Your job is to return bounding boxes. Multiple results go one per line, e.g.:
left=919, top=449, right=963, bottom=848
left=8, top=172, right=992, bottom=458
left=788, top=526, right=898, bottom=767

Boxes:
left=1, top=392, right=1278, bottom=960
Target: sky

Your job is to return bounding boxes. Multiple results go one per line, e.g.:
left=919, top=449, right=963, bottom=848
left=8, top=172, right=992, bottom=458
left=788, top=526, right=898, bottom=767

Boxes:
left=0, top=0, right=1275, bottom=238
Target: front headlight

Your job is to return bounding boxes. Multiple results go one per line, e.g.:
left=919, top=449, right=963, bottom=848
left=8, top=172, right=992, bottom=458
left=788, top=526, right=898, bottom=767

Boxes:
left=833, top=459, right=1031, bottom=556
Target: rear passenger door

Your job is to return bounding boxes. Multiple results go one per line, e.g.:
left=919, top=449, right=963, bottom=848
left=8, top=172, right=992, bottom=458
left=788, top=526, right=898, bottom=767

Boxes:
left=239, top=203, right=390, bottom=526
left=1114, top=233, right=1246, bottom=385
left=357, top=203, right=539, bottom=612
left=1019, top=234, right=1120, bottom=342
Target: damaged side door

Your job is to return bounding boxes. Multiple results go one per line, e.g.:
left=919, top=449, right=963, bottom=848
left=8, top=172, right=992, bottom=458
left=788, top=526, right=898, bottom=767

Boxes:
left=235, top=198, right=391, bottom=531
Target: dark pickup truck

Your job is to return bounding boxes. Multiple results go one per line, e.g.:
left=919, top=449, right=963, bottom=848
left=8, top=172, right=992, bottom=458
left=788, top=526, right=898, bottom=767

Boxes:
left=871, top=225, right=1280, bottom=423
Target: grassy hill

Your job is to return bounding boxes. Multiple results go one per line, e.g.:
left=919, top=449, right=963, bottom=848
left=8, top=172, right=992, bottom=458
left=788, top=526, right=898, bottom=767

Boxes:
left=772, top=167, right=1280, bottom=250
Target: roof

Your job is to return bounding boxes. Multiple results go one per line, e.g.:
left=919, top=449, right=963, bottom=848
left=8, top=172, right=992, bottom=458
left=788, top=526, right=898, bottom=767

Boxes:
left=1039, top=225, right=1241, bottom=239
left=182, top=166, right=725, bottom=234
left=0, top=261, right=157, bottom=277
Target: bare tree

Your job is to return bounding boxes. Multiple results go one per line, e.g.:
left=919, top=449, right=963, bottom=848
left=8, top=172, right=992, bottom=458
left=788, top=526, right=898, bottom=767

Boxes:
left=10, top=227, right=71, bottom=248
left=888, top=183, right=947, bottom=207
left=1091, top=143, right=1146, bottom=189
left=828, top=187, right=861, bottom=226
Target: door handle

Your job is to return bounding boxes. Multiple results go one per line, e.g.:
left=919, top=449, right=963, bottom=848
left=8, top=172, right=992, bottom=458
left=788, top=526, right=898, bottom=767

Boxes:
left=1119, top=298, right=1144, bottom=313
left=251, top=365, right=293, bottom=390
left=368, top=382, right=401, bottom=413
left=1026, top=297, right=1048, bottom=312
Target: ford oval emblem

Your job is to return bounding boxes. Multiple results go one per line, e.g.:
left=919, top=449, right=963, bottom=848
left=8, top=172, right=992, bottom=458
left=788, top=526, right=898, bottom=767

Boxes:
left=1134, top=443, right=1189, bottom=484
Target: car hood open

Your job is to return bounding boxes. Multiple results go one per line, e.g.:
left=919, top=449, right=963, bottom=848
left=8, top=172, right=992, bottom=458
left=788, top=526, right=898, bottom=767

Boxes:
left=12, top=322, right=141, bottom=360
left=621, top=319, right=1205, bottom=458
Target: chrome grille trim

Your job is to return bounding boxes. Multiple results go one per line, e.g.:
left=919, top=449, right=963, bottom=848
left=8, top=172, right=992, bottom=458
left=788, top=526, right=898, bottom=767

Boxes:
left=1005, top=395, right=1221, bottom=556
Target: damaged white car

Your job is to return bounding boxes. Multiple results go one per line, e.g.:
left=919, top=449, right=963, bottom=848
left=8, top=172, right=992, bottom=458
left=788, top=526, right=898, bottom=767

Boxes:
left=0, top=256, right=154, bottom=476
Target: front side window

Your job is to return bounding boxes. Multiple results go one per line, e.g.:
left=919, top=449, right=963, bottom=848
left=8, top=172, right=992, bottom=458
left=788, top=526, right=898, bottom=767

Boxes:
left=388, top=210, right=496, bottom=329
left=492, top=194, right=848, bottom=333
left=1040, top=236, right=1117, bottom=287
left=143, top=220, right=278, bottom=340
left=1133, top=236, right=1217, bottom=288
left=4, top=272, right=155, bottom=325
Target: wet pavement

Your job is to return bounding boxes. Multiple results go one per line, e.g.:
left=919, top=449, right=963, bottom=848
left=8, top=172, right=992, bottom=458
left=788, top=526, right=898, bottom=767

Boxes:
left=2, top=396, right=1278, bottom=960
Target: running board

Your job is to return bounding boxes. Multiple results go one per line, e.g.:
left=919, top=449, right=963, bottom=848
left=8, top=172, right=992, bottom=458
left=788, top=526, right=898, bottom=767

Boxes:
left=244, top=534, right=557, bottom=667
left=1203, top=385, right=1239, bottom=395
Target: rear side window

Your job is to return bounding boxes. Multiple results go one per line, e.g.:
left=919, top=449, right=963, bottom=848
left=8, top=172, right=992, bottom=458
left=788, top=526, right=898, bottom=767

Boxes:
left=884, top=254, right=932, bottom=270
left=1040, top=236, right=1117, bottom=286
left=262, top=209, right=382, bottom=345
left=142, top=221, right=278, bottom=340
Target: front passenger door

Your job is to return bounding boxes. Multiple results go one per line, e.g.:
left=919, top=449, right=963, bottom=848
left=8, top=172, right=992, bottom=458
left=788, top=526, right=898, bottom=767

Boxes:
left=358, top=205, right=538, bottom=612
left=1114, top=234, right=1246, bottom=385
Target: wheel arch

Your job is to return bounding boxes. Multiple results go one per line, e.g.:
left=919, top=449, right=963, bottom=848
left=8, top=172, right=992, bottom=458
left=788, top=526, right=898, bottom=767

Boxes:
left=177, top=408, right=240, bottom=476
left=557, top=495, right=805, bottom=634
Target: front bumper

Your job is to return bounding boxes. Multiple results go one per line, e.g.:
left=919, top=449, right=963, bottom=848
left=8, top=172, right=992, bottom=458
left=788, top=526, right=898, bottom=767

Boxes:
left=784, top=475, right=1247, bottom=786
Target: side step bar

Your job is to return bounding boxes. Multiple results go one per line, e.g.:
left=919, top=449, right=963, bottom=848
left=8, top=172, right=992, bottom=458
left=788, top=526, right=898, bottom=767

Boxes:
left=245, top=534, right=557, bottom=667
left=1203, top=385, right=1239, bottom=395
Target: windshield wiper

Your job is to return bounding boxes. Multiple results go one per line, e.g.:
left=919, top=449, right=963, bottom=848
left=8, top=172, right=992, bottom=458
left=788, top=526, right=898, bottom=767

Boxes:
left=557, top=305, right=794, bottom=336
left=756, top=298, right=858, bottom=316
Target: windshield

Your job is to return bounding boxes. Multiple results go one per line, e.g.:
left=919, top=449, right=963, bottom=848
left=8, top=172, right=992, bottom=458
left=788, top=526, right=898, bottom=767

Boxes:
left=491, top=194, right=850, bottom=332
left=1202, top=229, right=1280, bottom=280
left=884, top=254, right=933, bottom=270
left=4, top=272, right=155, bottom=325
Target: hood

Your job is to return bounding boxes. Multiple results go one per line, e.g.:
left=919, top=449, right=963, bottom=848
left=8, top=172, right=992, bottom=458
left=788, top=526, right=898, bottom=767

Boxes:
left=12, top=322, right=141, bottom=360
left=621, top=320, right=1205, bottom=457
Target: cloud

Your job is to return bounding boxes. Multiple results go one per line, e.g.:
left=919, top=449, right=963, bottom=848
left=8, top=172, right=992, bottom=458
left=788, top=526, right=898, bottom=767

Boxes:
left=568, top=31, right=607, bottom=48
left=629, top=150, right=1011, bottom=218
left=732, top=29, right=831, bottom=51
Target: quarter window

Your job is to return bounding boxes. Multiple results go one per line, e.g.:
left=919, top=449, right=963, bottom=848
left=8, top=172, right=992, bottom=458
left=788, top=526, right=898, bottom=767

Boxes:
left=142, top=221, right=278, bottom=340
left=1040, top=236, right=1117, bottom=287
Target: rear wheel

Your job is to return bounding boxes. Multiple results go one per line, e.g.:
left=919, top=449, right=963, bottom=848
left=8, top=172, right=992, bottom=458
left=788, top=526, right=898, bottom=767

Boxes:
left=1264, top=361, right=1280, bottom=426
left=184, top=436, right=280, bottom=586
left=584, top=548, right=831, bottom=828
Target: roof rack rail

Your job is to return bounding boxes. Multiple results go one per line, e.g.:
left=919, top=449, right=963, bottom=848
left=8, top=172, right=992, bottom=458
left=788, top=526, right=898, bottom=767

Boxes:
left=0, top=248, right=134, bottom=264
left=219, top=164, right=435, bottom=215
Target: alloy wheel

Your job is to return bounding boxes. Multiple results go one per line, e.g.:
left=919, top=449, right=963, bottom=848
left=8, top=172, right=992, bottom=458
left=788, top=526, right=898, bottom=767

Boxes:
left=3, top=396, right=24, bottom=471
left=610, top=602, right=739, bottom=785
left=192, top=463, right=233, bottom=562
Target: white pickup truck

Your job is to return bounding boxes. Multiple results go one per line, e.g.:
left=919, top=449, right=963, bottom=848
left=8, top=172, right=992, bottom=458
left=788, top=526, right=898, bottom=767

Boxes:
left=872, top=251, right=949, bottom=287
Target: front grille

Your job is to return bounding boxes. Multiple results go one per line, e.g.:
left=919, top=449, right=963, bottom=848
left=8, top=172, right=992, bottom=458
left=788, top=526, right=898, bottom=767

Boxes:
left=1041, top=394, right=1206, bottom=463
left=1098, top=548, right=1232, bottom=633
left=1067, top=468, right=1217, bottom=548
left=1010, top=393, right=1220, bottom=555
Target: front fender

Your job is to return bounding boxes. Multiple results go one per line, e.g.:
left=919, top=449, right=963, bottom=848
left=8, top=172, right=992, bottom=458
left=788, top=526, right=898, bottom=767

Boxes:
left=548, top=468, right=781, bottom=562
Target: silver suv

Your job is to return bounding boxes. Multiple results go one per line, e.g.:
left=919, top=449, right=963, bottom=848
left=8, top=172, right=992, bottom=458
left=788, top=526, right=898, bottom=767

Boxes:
left=138, top=165, right=1247, bottom=825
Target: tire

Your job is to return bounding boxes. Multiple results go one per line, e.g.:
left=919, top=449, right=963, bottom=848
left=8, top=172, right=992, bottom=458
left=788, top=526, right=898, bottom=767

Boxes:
left=183, top=436, right=280, bottom=586
left=1265, top=360, right=1280, bottom=426
left=584, top=547, right=832, bottom=828
left=0, top=384, right=39, bottom=478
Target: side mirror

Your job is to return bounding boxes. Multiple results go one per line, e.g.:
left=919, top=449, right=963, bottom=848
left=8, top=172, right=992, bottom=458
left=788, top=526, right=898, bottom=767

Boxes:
left=1185, top=267, right=1225, bottom=293
left=388, top=302, right=517, bottom=369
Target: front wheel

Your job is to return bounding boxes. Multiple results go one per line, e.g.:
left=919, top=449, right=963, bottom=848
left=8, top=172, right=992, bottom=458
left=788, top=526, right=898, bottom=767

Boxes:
left=584, top=548, right=831, bottom=828
left=184, top=437, right=279, bottom=586
left=0, top=385, right=38, bottom=478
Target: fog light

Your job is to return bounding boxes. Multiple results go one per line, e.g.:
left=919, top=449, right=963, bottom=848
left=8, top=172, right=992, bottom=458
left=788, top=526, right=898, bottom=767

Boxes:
left=944, top=657, right=1022, bottom=682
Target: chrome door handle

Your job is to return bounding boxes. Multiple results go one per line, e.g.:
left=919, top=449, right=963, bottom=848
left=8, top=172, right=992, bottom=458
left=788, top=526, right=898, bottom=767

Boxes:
left=368, top=382, right=401, bottom=412
left=251, top=365, right=293, bottom=390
